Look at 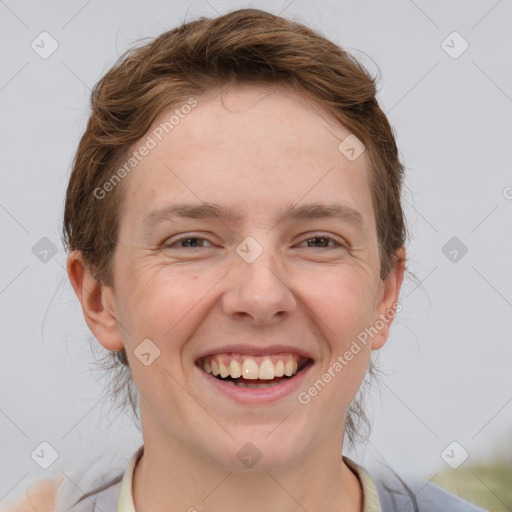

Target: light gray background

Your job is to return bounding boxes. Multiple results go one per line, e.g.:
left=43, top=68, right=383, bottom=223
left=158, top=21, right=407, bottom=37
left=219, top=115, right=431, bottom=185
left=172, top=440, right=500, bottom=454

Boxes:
left=1, top=0, right=511, bottom=504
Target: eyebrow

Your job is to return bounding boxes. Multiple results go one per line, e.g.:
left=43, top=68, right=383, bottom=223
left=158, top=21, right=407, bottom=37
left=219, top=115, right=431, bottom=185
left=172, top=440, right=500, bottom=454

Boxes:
left=143, top=201, right=365, bottom=230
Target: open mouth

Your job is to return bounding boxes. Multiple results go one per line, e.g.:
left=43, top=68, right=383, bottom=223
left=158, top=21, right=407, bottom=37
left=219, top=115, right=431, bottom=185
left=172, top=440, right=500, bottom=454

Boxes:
left=196, top=353, right=313, bottom=389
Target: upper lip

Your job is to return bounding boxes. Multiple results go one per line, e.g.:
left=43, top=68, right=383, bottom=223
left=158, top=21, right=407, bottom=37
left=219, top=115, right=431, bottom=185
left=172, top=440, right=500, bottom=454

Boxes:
left=194, top=344, right=315, bottom=361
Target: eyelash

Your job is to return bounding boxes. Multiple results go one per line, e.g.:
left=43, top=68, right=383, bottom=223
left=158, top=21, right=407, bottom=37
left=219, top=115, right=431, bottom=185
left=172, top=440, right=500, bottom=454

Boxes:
left=298, top=235, right=345, bottom=249
left=164, top=234, right=345, bottom=249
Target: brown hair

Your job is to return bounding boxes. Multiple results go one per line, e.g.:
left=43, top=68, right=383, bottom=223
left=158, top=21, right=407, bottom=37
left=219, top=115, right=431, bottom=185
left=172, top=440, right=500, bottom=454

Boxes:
left=63, top=8, right=407, bottom=446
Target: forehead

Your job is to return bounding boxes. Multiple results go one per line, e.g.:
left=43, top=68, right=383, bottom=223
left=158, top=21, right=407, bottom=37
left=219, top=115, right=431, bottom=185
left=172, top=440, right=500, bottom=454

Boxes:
left=118, top=84, right=374, bottom=230
left=164, top=83, right=355, bottom=160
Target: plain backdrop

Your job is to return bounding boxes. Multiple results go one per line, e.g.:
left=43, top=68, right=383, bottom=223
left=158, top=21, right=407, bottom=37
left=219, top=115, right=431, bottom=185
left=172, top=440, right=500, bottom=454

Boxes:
left=1, top=0, right=511, bottom=503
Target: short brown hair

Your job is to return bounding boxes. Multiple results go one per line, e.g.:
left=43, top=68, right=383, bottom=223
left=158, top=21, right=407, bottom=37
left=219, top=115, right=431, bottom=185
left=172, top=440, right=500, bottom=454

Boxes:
left=63, top=8, right=407, bottom=445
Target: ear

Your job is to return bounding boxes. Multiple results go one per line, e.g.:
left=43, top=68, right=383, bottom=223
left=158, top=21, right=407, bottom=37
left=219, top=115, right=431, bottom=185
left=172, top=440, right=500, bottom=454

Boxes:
left=66, top=251, right=124, bottom=351
left=371, top=247, right=406, bottom=350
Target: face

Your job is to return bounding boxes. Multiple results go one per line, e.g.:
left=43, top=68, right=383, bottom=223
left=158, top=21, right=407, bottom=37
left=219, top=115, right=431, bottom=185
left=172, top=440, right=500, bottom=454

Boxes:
left=89, top=85, right=402, bottom=470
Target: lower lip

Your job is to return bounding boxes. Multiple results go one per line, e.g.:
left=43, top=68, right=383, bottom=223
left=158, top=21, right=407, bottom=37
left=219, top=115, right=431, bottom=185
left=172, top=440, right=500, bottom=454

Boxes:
left=197, top=361, right=313, bottom=404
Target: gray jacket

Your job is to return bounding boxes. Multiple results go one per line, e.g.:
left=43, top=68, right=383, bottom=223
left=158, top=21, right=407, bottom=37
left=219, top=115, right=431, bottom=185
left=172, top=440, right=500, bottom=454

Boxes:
left=367, top=464, right=488, bottom=511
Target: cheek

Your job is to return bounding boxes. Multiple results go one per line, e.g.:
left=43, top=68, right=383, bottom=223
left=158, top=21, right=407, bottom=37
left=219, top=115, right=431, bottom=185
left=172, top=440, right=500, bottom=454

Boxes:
left=298, top=265, right=377, bottom=342
left=140, top=278, right=194, bottom=329
left=298, top=266, right=376, bottom=399
left=115, top=266, right=210, bottom=407
left=116, top=261, right=235, bottom=383
left=114, top=261, right=207, bottom=345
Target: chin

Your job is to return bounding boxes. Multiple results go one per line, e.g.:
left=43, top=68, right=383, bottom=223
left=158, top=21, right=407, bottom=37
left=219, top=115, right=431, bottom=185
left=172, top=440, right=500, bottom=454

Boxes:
left=197, top=427, right=310, bottom=472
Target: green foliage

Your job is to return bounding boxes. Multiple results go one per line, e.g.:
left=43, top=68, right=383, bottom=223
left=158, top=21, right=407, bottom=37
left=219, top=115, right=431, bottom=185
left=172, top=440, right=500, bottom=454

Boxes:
left=431, top=465, right=512, bottom=512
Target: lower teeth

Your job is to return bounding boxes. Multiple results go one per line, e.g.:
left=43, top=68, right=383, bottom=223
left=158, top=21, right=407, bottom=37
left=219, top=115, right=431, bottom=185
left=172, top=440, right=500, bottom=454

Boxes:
left=226, top=380, right=284, bottom=388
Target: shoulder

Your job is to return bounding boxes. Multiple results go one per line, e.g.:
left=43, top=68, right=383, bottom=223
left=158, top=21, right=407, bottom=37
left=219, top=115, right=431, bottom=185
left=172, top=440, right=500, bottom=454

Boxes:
left=367, top=464, right=489, bottom=512
left=53, top=465, right=123, bottom=512
left=3, top=458, right=125, bottom=512
left=2, top=478, right=64, bottom=512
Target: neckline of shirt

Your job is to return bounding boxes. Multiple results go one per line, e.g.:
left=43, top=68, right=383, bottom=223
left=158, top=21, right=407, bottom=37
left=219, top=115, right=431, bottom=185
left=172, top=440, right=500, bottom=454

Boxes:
left=116, top=445, right=382, bottom=512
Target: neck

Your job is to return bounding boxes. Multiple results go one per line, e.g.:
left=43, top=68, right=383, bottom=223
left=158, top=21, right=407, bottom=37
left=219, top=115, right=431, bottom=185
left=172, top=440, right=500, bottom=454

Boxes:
left=132, top=431, right=363, bottom=512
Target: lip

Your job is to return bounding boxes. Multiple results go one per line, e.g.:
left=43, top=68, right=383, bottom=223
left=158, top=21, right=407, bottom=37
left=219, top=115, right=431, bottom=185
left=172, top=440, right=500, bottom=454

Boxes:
left=196, top=359, right=314, bottom=404
left=194, top=344, right=315, bottom=361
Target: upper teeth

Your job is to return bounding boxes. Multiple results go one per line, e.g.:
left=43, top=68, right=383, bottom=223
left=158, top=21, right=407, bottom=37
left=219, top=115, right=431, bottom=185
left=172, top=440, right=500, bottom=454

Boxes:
left=200, top=354, right=303, bottom=380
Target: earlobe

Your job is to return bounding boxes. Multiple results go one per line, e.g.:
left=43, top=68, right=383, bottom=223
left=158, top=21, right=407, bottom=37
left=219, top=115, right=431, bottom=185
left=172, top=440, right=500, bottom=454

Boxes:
left=66, top=251, right=124, bottom=351
left=371, top=247, right=406, bottom=350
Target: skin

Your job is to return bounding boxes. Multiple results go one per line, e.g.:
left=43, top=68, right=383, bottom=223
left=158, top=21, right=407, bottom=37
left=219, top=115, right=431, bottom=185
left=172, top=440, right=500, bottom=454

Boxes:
left=68, top=84, right=405, bottom=512
left=3, top=478, right=63, bottom=512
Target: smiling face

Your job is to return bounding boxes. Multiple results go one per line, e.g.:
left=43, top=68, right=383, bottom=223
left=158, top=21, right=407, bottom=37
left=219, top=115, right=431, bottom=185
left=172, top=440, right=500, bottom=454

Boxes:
left=83, top=84, right=403, bottom=470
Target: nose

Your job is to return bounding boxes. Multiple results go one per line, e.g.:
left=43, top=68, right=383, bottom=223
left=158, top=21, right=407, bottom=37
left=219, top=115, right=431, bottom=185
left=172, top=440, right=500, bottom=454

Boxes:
left=221, top=245, right=297, bottom=325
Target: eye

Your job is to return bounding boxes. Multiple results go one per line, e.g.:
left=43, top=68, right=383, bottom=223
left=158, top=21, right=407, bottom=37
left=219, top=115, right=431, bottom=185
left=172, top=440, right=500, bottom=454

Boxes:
left=164, top=236, right=214, bottom=249
left=297, top=234, right=345, bottom=249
